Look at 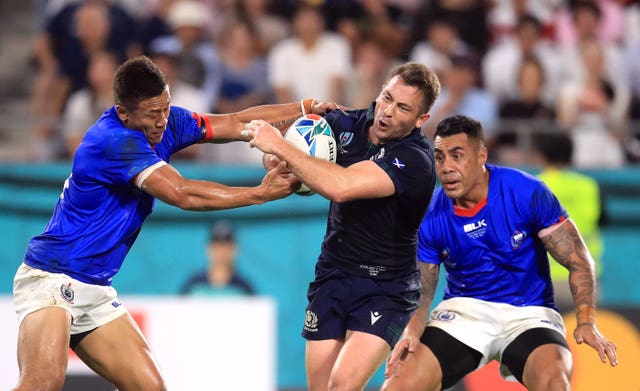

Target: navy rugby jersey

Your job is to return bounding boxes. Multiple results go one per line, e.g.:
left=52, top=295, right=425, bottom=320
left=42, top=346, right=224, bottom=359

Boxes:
left=418, top=165, right=568, bottom=308
left=319, top=104, right=436, bottom=280
left=24, top=106, right=207, bottom=285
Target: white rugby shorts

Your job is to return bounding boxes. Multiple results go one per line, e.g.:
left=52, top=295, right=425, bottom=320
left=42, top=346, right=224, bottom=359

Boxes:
left=427, top=297, right=567, bottom=381
left=13, top=263, right=128, bottom=335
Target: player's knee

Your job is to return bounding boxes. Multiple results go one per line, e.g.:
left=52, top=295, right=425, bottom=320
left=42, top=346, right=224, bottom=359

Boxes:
left=14, top=367, right=66, bottom=391
left=327, top=371, right=363, bottom=391
left=524, top=366, right=571, bottom=391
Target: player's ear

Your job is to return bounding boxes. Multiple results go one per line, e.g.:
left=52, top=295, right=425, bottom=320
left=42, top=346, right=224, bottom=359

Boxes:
left=415, top=113, right=430, bottom=129
left=478, top=143, right=488, bottom=164
left=115, top=105, right=129, bottom=123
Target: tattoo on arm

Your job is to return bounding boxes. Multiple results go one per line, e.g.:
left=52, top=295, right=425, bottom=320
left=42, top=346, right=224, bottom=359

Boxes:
left=420, top=262, right=440, bottom=306
left=269, top=117, right=298, bottom=132
left=541, top=220, right=596, bottom=307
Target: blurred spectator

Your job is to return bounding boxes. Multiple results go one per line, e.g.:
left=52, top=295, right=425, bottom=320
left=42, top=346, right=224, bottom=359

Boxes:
left=180, top=221, right=256, bottom=297
left=624, top=34, right=640, bottom=162
left=30, top=0, right=134, bottom=161
left=346, top=38, right=401, bottom=108
left=61, top=51, right=119, bottom=157
left=482, top=13, right=562, bottom=105
left=131, top=0, right=173, bottom=56
left=235, top=0, right=290, bottom=55
left=424, top=55, right=498, bottom=141
left=487, top=0, right=562, bottom=43
left=150, top=0, right=222, bottom=111
left=556, top=39, right=629, bottom=167
left=554, top=0, right=625, bottom=47
left=555, top=0, right=627, bottom=89
left=495, top=56, right=556, bottom=165
left=531, top=132, right=604, bottom=312
left=199, top=16, right=271, bottom=165
left=213, top=17, right=272, bottom=114
left=410, top=0, right=490, bottom=56
left=267, top=4, right=351, bottom=103
left=409, top=19, right=471, bottom=79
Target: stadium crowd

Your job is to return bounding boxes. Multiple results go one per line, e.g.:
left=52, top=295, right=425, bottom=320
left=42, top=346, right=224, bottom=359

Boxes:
left=23, top=0, right=640, bottom=166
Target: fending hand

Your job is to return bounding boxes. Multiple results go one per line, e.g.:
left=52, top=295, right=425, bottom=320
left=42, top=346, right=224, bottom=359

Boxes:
left=574, top=323, right=618, bottom=367
left=384, top=337, right=415, bottom=379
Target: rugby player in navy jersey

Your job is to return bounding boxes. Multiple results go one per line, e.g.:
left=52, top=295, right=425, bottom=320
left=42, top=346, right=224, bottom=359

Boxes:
left=243, top=62, right=441, bottom=391
left=383, top=115, right=617, bottom=391
left=11, top=56, right=334, bottom=391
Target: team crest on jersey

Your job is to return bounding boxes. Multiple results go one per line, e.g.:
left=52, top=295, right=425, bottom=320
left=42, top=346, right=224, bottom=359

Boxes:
left=339, top=132, right=354, bottom=147
left=304, top=310, right=319, bottom=332
left=433, top=310, right=456, bottom=322
left=511, top=230, right=527, bottom=249
left=59, top=283, right=74, bottom=304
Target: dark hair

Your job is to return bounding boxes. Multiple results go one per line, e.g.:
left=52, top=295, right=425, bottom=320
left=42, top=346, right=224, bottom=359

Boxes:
left=534, top=132, right=573, bottom=165
left=571, top=0, right=602, bottom=20
left=434, top=115, right=484, bottom=144
left=112, top=56, right=167, bottom=109
left=388, top=62, right=441, bottom=114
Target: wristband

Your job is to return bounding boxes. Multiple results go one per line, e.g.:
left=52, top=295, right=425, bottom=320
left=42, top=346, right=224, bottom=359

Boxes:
left=301, top=98, right=315, bottom=115
left=576, top=304, right=596, bottom=325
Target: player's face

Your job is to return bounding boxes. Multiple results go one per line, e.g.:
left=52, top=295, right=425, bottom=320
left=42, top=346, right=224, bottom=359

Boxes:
left=372, top=76, right=429, bottom=144
left=117, top=88, right=171, bottom=145
left=434, top=132, right=488, bottom=207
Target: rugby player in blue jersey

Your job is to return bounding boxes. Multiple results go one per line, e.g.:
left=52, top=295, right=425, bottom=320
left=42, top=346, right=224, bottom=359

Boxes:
left=11, top=56, right=331, bottom=391
left=243, top=62, right=441, bottom=391
left=383, top=115, right=618, bottom=391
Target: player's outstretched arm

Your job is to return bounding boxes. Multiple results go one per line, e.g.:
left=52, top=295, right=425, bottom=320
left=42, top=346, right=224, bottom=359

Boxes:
left=205, top=99, right=341, bottom=142
left=540, top=219, right=618, bottom=367
left=139, top=162, right=297, bottom=211
left=385, top=262, right=440, bottom=379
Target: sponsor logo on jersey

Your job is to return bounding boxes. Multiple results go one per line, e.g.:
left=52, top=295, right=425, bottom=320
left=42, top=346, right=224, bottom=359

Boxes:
left=359, top=264, right=387, bottom=277
left=112, top=300, right=122, bottom=308
left=370, top=311, right=383, bottom=325
left=304, top=310, right=319, bottom=332
left=339, top=132, right=354, bottom=147
left=434, top=310, right=456, bottom=322
left=511, top=230, right=527, bottom=249
left=392, top=158, right=405, bottom=169
left=463, top=219, right=487, bottom=233
left=59, top=283, right=74, bottom=304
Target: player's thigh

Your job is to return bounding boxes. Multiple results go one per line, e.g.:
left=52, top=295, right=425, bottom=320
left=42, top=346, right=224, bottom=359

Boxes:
left=381, top=341, right=442, bottom=391
left=502, top=327, right=571, bottom=388
left=522, top=343, right=572, bottom=390
left=306, top=338, right=344, bottom=391
left=15, top=306, right=72, bottom=388
left=73, top=312, right=166, bottom=391
left=328, top=330, right=390, bottom=390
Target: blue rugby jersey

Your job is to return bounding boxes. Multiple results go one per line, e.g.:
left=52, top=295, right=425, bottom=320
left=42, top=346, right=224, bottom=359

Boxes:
left=318, top=104, right=436, bottom=280
left=418, top=165, right=568, bottom=308
left=24, top=106, right=204, bottom=285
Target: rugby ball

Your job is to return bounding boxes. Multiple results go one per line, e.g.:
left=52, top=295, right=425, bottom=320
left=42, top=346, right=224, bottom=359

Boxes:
left=284, top=114, right=337, bottom=196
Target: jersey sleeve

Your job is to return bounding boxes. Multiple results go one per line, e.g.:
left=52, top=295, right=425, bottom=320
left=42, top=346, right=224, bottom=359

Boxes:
left=417, top=209, right=441, bottom=264
left=166, top=106, right=210, bottom=152
left=529, top=179, right=569, bottom=232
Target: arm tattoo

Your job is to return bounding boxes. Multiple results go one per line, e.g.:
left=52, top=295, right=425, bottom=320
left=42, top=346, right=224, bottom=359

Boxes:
left=420, top=262, right=440, bottom=306
left=269, top=117, right=298, bottom=132
left=541, top=220, right=596, bottom=306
